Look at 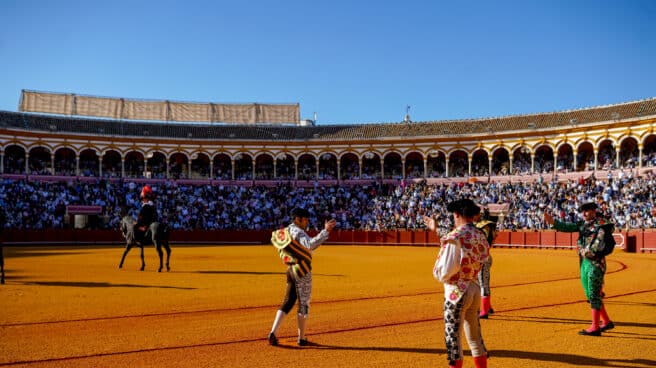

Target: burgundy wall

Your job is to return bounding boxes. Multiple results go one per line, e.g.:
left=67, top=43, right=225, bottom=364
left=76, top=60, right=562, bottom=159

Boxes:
left=0, top=229, right=652, bottom=253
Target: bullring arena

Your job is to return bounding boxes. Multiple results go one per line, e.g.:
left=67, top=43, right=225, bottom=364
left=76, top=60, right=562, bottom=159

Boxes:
left=1, top=245, right=655, bottom=368
left=1, top=91, right=656, bottom=367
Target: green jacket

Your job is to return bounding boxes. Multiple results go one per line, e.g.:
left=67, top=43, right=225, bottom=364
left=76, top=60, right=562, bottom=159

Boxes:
left=553, top=218, right=612, bottom=268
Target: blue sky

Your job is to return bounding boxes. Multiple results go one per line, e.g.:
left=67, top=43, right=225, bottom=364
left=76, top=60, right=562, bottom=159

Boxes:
left=1, top=0, right=654, bottom=125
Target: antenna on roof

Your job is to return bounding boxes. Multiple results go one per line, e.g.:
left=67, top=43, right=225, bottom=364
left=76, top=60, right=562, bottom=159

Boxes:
left=404, top=105, right=412, bottom=124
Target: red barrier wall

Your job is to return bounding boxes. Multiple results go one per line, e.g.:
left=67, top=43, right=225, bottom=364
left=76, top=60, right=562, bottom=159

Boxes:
left=540, top=231, right=556, bottom=247
left=524, top=232, right=540, bottom=247
left=0, top=229, right=648, bottom=253
left=642, top=231, right=656, bottom=253
left=398, top=231, right=413, bottom=245
left=495, top=231, right=510, bottom=246
left=510, top=232, right=525, bottom=247
left=555, top=232, right=574, bottom=249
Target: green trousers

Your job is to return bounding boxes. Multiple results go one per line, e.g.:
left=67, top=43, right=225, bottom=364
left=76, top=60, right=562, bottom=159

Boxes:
left=580, top=258, right=604, bottom=310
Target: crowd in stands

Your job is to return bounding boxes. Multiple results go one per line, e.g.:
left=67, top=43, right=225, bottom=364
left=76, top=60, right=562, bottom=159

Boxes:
left=3, top=142, right=648, bottom=179
left=2, top=168, right=656, bottom=235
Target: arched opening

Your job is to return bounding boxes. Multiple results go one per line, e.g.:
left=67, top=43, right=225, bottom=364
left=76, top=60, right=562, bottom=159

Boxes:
left=255, top=153, right=274, bottom=180
left=512, top=146, right=531, bottom=174
left=362, top=152, right=381, bottom=179
left=29, top=146, right=52, bottom=175
left=79, top=148, right=99, bottom=177
left=405, top=151, right=424, bottom=178
left=54, top=147, right=76, bottom=176
left=297, top=154, right=316, bottom=181
left=643, top=135, right=656, bottom=167
left=102, top=150, right=121, bottom=178
left=3, top=145, right=26, bottom=174
left=234, top=153, right=253, bottom=180
left=319, top=153, right=337, bottom=180
left=169, top=153, right=189, bottom=179
left=147, top=152, right=167, bottom=179
left=275, top=153, right=294, bottom=180
left=340, top=152, right=359, bottom=180
left=618, top=137, right=638, bottom=168
left=534, top=145, right=554, bottom=174
left=577, top=142, right=594, bottom=171
left=426, top=150, right=446, bottom=178
left=213, top=153, right=232, bottom=180
left=556, top=144, right=574, bottom=172
left=448, top=150, right=468, bottom=177
left=124, top=151, right=145, bottom=178
left=492, top=148, right=510, bottom=175
left=471, top=149, right=489, bottom=176
left=191, top=153, right=210, bottom=179
left=383, top=152, right=402, bottom=179
left=597, top=139, right=615, bottom=170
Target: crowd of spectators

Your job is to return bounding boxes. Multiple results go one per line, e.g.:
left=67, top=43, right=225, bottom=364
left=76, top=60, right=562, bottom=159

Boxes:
left=1, top=143, right=648, bottom=179
left=2, top=168, right=656, bottom=236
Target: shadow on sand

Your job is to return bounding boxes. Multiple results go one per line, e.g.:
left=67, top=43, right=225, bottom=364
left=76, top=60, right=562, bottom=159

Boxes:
left=281, top=342, right=656, bottom=367
left=21, top=281, right=196, bottom=290
left=193, top=270, right=345, bottom=277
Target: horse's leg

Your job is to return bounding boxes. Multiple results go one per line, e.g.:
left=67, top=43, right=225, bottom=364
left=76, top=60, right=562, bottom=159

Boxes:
left=155, top=241, right=164, bottom=272
left=163, top=238, right=171, bottom=272
left=1, top=245, right=5, bottom=284
left=139, top=244, right=145, bottom=271
left=150, top=224, right=164, bottom=272
left=119, top=243, right=133, bottom=269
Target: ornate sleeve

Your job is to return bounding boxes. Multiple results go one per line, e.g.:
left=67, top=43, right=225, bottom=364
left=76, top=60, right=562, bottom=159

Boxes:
left=289, top=225, right=330, bottom=251
left=433, top=239, right=462, bottom=283
left=553, top=219, right=581, bottom=233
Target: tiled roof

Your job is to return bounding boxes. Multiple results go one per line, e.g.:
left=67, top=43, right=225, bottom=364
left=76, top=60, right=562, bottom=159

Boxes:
left=1, top=97, right=654, bottom=141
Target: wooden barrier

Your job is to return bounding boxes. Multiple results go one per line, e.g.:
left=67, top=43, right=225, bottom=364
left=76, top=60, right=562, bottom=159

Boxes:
left=540, top=231, right=556, bottom=248
left=0, top=228, right=648, bottom=253
left=641, top=231, right=656, bottom=253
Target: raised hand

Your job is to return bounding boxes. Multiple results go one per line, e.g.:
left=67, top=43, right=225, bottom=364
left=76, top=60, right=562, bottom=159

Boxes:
left=423, top=216, right=436, bottom=232
left=324, top=218, right=337, bottom=232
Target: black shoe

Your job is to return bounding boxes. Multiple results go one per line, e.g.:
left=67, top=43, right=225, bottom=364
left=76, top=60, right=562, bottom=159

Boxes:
left=297, top=338, right=309, bottom=346
left=578, top=328, right=601, bottom=336
left=600, top=321, right=615, bottom=332
left=488, top=308, right=494, bottom=315
left=479, top=313, right=489, bottom=319
left=268, top=332, right=278, bottom=346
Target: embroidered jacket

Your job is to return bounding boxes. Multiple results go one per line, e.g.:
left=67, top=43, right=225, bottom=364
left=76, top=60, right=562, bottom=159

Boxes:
left=553, top=218, right=609, bottom=272
left=433, top=223, right=490, bottom=302
left=271, top=223, right=330, bottom=278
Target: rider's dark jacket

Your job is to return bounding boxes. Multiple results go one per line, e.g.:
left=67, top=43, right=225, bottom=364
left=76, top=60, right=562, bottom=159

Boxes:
left=136, top=201, right=158, bottom=229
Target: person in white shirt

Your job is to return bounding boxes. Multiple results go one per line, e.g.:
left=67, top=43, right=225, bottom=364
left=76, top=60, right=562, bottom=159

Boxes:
left=268, top=207, right=336, bottom=347
left=424, top=199, right=490, bottom=368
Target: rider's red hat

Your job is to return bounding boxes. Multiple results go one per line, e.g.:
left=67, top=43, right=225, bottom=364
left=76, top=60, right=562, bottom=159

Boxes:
left=140, top=185, right=153, bottom=199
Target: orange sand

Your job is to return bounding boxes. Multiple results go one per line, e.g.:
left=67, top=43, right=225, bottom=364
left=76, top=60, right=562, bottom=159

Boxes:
left=0, top=245, right=654, bottom=368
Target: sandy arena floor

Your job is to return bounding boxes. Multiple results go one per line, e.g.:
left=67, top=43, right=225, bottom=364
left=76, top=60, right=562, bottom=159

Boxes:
left=0, top=244, right=655, bottom=368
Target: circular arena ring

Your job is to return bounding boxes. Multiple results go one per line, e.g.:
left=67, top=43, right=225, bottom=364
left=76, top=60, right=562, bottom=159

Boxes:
left=1, top=245, right=655, bottom=368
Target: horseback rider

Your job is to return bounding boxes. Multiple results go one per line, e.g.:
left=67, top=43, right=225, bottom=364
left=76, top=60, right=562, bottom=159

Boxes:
left=134, top=185, right=158, bottom=242
left=119, top=185, right=171, bottom=272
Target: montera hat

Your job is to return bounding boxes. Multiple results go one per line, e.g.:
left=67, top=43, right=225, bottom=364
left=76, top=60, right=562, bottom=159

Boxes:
left=579, top=202, right=598, bottom=212
left=446, top=199, right=481, bottom=218
left=140, top=185, right=153, bottom=199
left=290, top=207, right=311, bottom=219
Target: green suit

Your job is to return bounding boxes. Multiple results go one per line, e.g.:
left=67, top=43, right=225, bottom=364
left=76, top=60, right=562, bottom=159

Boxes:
left=552, top=218, right=609, bottom=309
